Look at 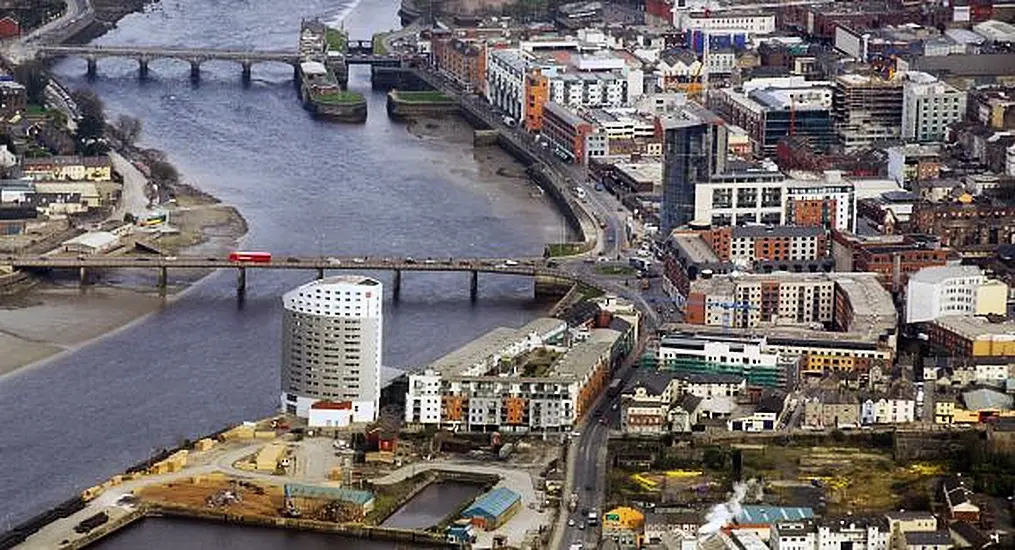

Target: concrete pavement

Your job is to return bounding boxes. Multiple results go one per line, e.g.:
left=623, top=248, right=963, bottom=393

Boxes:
left=109, top=151, right=150, bottom=221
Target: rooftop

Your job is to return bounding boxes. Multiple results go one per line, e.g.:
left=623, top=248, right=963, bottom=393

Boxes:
left=463, top=487, right=521, bottom=519
left=737, top=505, right=814, bottom=525
left=933, top=316, right=1015, bottom=341
left=903, top=530, right=953, bottom=546
left=430, top=318, right=567, bottom=376
left=909, top=265, right=983, bottom=284
left=731, top=225, right=825, bottom=239
left=962, top=387, right=1013, bottom=411
left=670, top=233, right=721, bottom=265
left=552, top=328, right=620, bottom=378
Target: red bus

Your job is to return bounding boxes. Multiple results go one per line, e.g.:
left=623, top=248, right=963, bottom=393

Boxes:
left=228, top=251, right=272, bottom=263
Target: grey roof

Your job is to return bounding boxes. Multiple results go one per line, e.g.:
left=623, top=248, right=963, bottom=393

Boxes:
left=911, top=53, right=1015, bottom=77
left=672, top=372, right=746, bottom=386
left=962, top=387, right=1013, bottom=412
left=950, top=521, right=990, bottom=548
left=625, top=369, right=674, bottom=396
left=910, top=265, right=983, bottom=285
left=676, top=393, right=702, bottom=413
left=731, top=225, right=825, bottom=239
left=903, top=530, right=952, bottom=545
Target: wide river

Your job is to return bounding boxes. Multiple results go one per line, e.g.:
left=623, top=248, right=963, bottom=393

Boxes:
left=0, top=0, right=566, bottom=535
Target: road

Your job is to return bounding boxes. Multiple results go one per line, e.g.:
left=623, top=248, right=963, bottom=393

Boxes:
left=108, top=150, right=151, bottom=221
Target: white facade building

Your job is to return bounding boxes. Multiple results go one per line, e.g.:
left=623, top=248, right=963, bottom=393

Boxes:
left=675, top=12, right=776, bottom=35
left=902, top=72, right=967, bottom=143
left=817, top=518, right=890, bottom=550
left=694, top=170, right=856, bottom=231
left=487, top=49, right=527, bottom=122
left=771, top=520, right=818, bottom=550
left=658, top=336, right=781, bottom=372
left=280, top=276, right=383, bottom=423
left=861, top=397, right=916, bottom=425
left=906, top=265, right=987, bottom=323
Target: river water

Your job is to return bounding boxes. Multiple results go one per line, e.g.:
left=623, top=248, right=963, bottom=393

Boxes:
left=381, top=482, right=484, bottom=529
left=0, top=0, right=566, bottom=534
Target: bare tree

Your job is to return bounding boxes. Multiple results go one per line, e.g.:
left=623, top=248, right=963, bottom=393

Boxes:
left=149, top=160, right=179, bottom=186
left=113, top=114, right=143, bottom=147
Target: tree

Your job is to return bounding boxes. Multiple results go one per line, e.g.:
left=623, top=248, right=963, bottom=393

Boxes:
left=12, top=60, right=50, bottom=105
left=112, top=114, right=143, bottom=147
left=149, top=160, right=179, bottom=187
left=70, top=88, right=108, bottom=155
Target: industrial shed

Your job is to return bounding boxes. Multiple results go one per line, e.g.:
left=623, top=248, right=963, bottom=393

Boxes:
left=461, top=487, right=521, bottom=531
left=62, top=231, right=119, bottom=255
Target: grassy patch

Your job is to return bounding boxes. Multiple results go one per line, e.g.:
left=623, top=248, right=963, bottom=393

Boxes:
left=546, top=243, right=584, bottom=257
left=392, top=90, right=454, bottom=103
left=595, top=265, right=637, bottom=276
left=578, top=284, right=605, bottom=300
left=26, top=104, right=46, bottom=115
left=314, top=91, right=365, bottom=105
left=372, top=32, right=390, bottom=55
left=325, top=27, right=348, bottom=53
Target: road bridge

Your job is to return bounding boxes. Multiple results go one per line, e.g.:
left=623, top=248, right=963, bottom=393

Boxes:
left=34, top=44, right=403, bottom=80
left=6, top=255, right=583, bottom=301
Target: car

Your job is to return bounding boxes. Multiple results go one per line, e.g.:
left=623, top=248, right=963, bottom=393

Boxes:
left=607, top=236, right=615, bottom=243
left=597, top=256, right=608, bottom=263
left=583, top=257, right=595, bottom=264
left=504, top=259, right=518, bottom=266
left=353, top=257, right=366, bottom=264
left=327, top=257, right=342, bottom=265
left=137, top=257, right=151, bottom=262
left=546, top=260, right=559, bottom=268
left=405, top=257, right=416, bottom=264
left=165, top=256, right=177, bottom=261
left=611, top=403, right=618, bottom=411
left=424, top=258, right=436, bottom=264
left=579, top=523, right=585, bottom=530
left=599, top=417, right=608, bottom=425
left=568, top=518, right=576, bottom=527
left=584, top=484, right=593, bottom=491
left=570, top=430, right=581, bottom=438
left=287, top=257, right=300, bottom=263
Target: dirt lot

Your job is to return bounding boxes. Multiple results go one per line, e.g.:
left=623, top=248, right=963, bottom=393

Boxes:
left=138, top=474, right=283, bottom=516
left=741, top=445, right=943, bottom=514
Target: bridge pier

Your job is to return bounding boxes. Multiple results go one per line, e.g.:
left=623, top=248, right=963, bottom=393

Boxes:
left=392, top=269, right=402, bottom=301
left=241, top=61, right=252, bottom=82
left=317, top=267, right=325, bottom=280
left=86, top=57, right=97, bottom=77
left=157, top=266, right=167, bottom=295
left=190, top=61, right=201, bottom=81
left=470, top=270, right=478, bottom=302
left=79, top=266, right=88, bottom=287
left=138, top=59, right=149, bottom=79
left=237, top=267, right=246, bottom=298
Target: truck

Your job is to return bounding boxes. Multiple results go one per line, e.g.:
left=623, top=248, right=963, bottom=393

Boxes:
left=74, top=512, right=109, bottom=534
left=587, top=509, right=598, bottom=526
left=228, top=251, right=272, bottom=263
left=568, top=492, right=578, bottom=511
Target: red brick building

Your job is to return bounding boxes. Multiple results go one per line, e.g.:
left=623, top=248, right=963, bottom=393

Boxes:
left=0, top=17, right=19, bottom=40
left=431, top=37, right=487, bottom=95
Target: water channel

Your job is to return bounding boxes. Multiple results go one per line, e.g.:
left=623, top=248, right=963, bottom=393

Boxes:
left=0, top=0, right=567, bottom=539
left=381, top=481, right=485, bottom=530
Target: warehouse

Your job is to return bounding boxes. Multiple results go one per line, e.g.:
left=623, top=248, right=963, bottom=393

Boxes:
left=461, top=487, right=522, bottom=531
left=62, top=231, right=119, bottom=255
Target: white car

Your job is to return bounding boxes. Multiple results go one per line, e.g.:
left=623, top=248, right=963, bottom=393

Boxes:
left=570, top=430, right=581, bottom=438
left=568, top=518, right=576, bottom=527
left=504, top=260, right=518, bottom=266
left=352, top=257, right=365, bottom=264
left=326, top=257, right=342, bottom=265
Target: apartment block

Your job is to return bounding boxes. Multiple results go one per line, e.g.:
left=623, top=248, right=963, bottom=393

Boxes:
left=906, top=265, right=1007, bottom=323
left=902, top=71, right=967, bottom=142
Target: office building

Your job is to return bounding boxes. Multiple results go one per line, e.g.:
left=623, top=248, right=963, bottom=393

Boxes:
left=280, top=276, right=383, bottom=423
left=657, top=334, right=786, bottom=387
left=832, top=74, right=904, bottom=149
left=906, top=265, right=1007, bottom=323
left=694, top=170, right=855, bottom=231
left=902, top=72, right=967, bottom=142
left=709, top=79, right=836, bottom=156
left=928, top=316, right=1015, bottom=358
left=660, top=104, right=728, bottom=233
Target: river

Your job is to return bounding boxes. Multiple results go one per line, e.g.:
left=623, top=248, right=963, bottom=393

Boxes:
left=0, top=0, right=567, bottom=534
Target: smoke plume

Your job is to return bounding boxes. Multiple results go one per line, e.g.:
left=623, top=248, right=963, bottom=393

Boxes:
left=698, top=480, right=758, bottom=535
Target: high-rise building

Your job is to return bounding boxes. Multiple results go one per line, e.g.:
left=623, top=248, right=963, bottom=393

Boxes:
left=661, top=104, right=728, bottom=233
left=280, top=276, right=383, bottom=423
left=905, top=265, right=1006, bottom=323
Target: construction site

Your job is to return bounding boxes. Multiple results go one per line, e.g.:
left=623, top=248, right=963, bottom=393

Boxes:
left=14, top=416, right=564, bottom=550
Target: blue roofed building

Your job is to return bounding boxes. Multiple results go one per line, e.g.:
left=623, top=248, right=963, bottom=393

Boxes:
left=461, top=487, right=522, bottom=531
left=736, top=505, right=814, bottom=526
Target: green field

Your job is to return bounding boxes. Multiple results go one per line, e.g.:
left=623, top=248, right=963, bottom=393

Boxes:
left=596, top=265, right=637, bottom=276
left=314, top=91, right=364, bottom=105
left=372, top=32, right=390, bottom=55
left=324, top=27, right=348, bottom=53
left=392, top=90, right=454, bottom=103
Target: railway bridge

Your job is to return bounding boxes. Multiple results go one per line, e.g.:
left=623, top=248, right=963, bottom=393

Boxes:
left=6, top=255, right=583, bottom=301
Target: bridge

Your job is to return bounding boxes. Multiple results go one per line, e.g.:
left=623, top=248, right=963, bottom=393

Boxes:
left=6, top=255, right=584, bottom=301
left=34, top=44, right=403, bottom=80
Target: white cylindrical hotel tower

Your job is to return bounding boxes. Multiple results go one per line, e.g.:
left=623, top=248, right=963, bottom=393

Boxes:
left=280, top=275, right=383, bottom=422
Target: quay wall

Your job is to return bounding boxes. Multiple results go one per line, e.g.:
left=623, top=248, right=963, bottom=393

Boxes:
left=386, top=92, right=459, bottom=119
left=149, top=504, right=458, bottom=547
